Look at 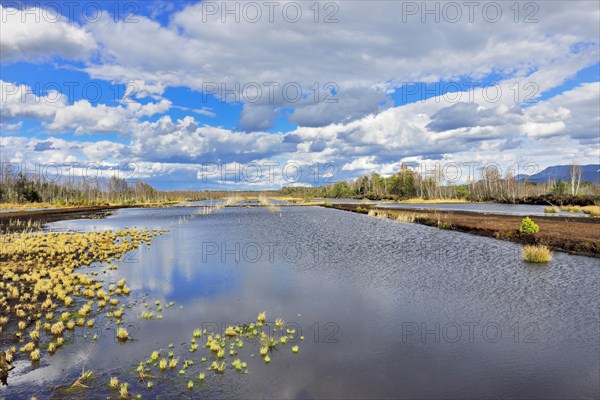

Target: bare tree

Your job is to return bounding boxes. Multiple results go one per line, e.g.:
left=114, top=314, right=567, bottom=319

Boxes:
left=569, top=162, right=582, bottom=196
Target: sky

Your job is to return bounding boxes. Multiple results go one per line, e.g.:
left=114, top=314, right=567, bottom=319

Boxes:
left=0, top=0, right=599, bottom=190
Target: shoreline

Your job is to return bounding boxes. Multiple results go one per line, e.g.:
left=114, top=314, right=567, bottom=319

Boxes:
left=1, top=202, right=598, bottom=258
left=0, top=203, right=178, bottom=230
left=328, top=203, right=600, bottom=258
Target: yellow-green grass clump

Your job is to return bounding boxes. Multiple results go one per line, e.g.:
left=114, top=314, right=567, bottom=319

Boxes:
left=136, top=313, right=301, bottom=389
left=109, top=377, right=119, bottom=389
left=116, top=328, right=129, bottom=342
left=560, top=205, right=600, bottom=216
left=0, top=228, right=167, bottom=365
left=522, top=245, right=552, bottom=263
left=544, top=207, right=558, bottom=213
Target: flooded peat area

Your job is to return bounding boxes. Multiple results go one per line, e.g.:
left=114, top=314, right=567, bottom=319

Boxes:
left=2, top=206, right=599, bottom=399
left=379, top=202, right=589, bottom=217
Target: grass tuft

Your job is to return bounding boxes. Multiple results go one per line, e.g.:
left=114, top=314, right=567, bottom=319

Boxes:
left=522, top=245, right=552, bottom=263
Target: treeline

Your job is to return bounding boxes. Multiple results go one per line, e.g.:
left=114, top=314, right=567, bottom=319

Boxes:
left=279, top=165, right=600, bottom=203
left=0, top=171, right=282, bottom=205
left=0, top=172, right=173, bottom=205
left=2, top=164, right=598, bottom=206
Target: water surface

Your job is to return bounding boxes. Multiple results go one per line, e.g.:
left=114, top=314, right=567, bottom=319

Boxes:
left=380, top=202, right=588, bottom=217
left=4, top=206, right=599, bottom=399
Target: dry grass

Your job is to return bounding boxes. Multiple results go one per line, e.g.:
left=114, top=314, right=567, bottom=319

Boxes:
left=258, top=195, right=281, bottom=213
left=582, top=205, right=600, bottom=217
left=395, top=213, right=416, bottom=223
left=1, top=218, right=43, bottom=233
left=522, top=245, right=552, bottom=263
left=0, top=200, right=178, bottom=211
left=544, top=207, right=559, bottom=213
left=560, top=205, right=600, bottom=216
left=0, top=202, right=59, bottom=210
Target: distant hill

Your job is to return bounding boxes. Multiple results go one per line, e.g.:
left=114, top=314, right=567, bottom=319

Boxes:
left=515, top=164, right=600, bottom=184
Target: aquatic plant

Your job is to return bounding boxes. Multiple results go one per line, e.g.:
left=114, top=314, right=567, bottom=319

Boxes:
left=71, top=368, right=94, bottom=389
left=159, top=359, right=167, bottom=370
left=522, top=245, right=552, bottom=263
left=0, top=228, right=166, bottom=367
left=275, top=318, right=284, bottom=329
left=117, top=328, right=129, bottom=342
left=544, top=206, right=559, bottom=213
left=257, top=312, right=266, bottom=324
left=231, top=358, right=246, bottom=371
left=30, top=349, right=40, bottom=361
left=560, top=205, right=600, bottom=216
left=119, top=382, right=129, bottom=398
left=141, top=311, right=154, bottom=320
left=109, top=377, right=119, bottom=389
left=210, top=361, right=227, bottom=373
left=47, top=342, right=56, bottom=354
left=225, top=326, right=238, bottom=337
left=292, top=345, right=299, bottom=353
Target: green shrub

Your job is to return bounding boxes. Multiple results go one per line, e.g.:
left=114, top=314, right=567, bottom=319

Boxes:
left=519, top=217, right=539, bottom=234
left=323, top=201, right=333, bottom=207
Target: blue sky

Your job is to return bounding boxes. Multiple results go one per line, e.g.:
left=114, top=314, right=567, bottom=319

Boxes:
left=1, top=1, right=599, bottom=190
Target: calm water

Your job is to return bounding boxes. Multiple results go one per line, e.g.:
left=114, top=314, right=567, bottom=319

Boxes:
left=379, top=202, right=589, bottom=217
left=3, top=206, right=599, bottom=399
left=312, top=198, right=379, bottom=204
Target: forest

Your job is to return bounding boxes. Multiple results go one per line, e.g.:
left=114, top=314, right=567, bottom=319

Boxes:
left=1, top=164, right=598, bottom=206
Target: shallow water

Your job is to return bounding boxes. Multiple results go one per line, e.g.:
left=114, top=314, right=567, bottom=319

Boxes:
left=3, top=206, right=599, bottom=399
left=312, top=198, right=379, bottom=204
left=380, top=202, right=588, bottom=217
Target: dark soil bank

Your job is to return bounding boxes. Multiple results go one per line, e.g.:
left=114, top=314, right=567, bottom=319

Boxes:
left=331, top=204, right=600, bottom=258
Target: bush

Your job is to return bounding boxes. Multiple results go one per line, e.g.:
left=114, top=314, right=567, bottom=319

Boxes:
left=544, top=207, right=558, bottom=213
left=519, top=217, right=539, bottom=234
left=522, top=245, right=552, bottom=263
